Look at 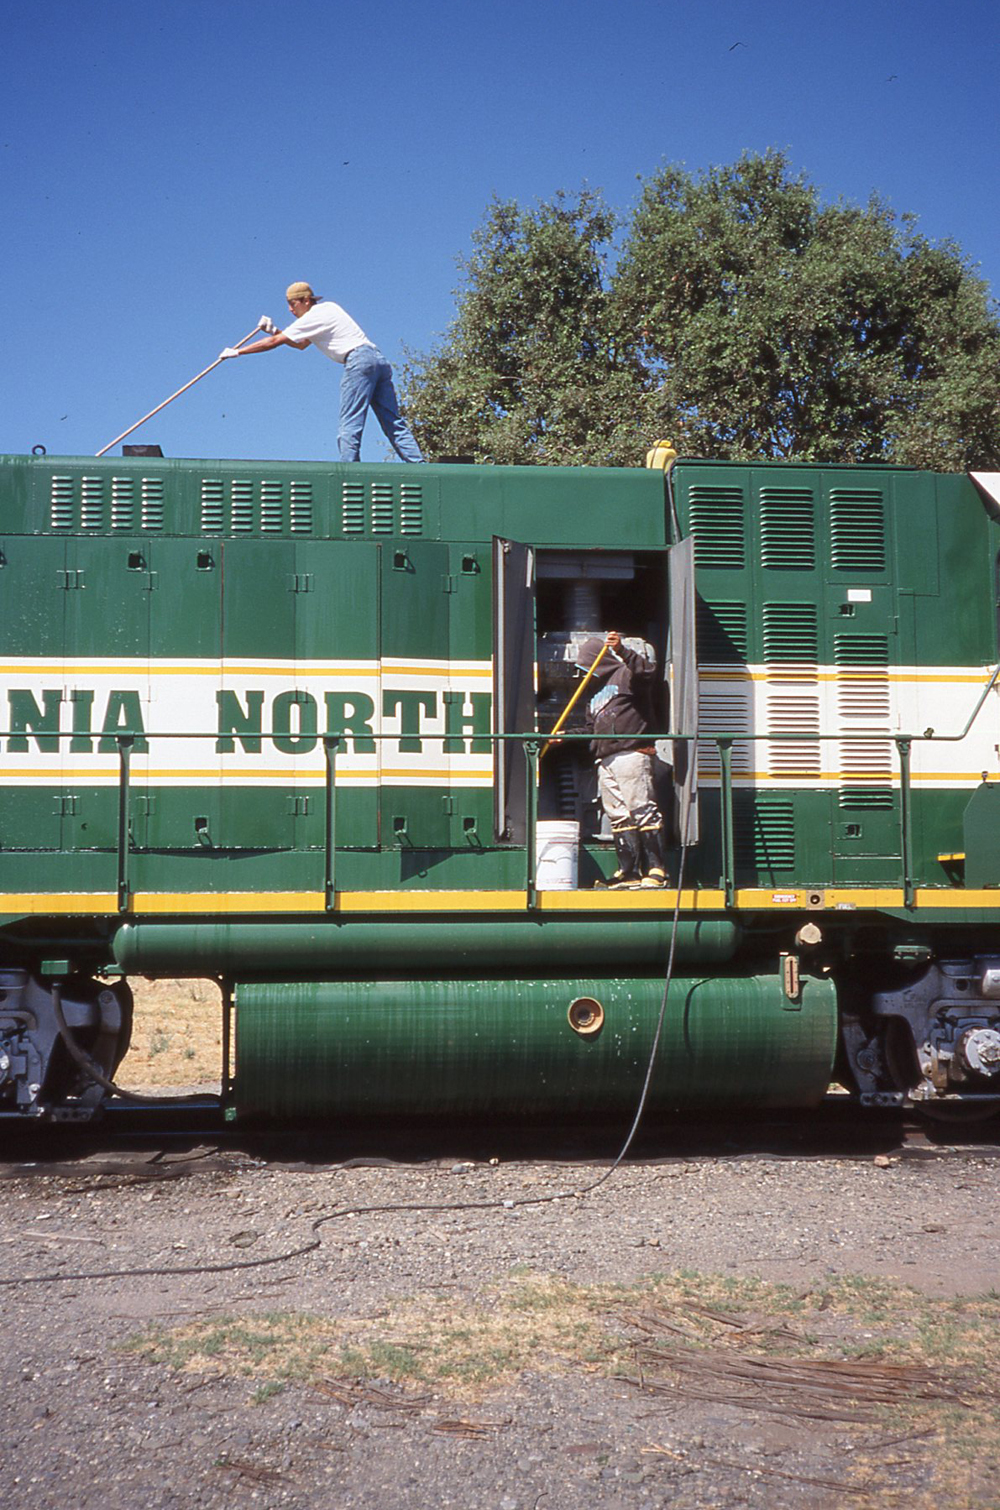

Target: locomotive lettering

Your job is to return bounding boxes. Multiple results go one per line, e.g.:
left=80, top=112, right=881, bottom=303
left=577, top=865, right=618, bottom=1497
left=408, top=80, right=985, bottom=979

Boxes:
left=1, top=672, right=495, bottom=771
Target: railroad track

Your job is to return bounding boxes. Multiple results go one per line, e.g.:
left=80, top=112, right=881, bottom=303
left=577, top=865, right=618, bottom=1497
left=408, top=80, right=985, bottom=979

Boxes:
left=2, top=1094, right=998, bottom=1177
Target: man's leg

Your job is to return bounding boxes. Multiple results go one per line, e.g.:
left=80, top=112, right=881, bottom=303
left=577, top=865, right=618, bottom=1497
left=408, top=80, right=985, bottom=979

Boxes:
left=368, top=357, right=425, bottom=463
left=597, top=758, right=641, bottom=888
left=338, top=346, right=379, bottom=462
left=613, top=751, right=669, bottom=886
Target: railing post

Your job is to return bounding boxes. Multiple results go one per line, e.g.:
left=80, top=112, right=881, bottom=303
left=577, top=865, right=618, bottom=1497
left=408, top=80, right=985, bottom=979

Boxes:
left=718, top=738, right=736, bottom=908
left=116, top=735, right=133, bottom=913
left=324, top=736, right=340, bottom=913
left=525, top=739, right=539, bottom=910
left=897, top=737, right=915, bottom=908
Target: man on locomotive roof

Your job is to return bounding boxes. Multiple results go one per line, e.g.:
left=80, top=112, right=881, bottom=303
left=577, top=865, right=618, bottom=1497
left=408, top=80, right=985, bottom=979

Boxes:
left=578, top=631, right=670, bottom=890
left=220, top=282, right=424, bottom=465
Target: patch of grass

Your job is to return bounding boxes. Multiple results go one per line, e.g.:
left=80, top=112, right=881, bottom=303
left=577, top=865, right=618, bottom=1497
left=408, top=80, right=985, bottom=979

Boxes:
left=121, top=1268, right=1000, bottom=1504
left=250, top=1381, right=285, bottom=1405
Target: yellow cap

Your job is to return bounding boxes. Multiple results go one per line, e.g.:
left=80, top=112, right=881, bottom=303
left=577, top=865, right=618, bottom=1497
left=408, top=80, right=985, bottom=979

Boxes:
left=645, top=439, right=678, bottom=471
left=285, top=281, right=318, bottom=302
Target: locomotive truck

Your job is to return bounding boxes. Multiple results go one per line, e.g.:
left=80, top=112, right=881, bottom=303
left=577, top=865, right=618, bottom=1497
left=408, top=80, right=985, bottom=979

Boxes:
left=2, top=445, right=1000, bottom=1124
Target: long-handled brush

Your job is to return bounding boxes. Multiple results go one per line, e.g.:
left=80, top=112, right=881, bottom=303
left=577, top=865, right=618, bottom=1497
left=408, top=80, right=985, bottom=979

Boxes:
left=95, top=325, right=261, bottom=457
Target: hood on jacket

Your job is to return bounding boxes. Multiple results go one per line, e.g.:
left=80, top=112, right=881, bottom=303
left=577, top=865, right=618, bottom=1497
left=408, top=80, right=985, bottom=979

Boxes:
left=576, top=636, right=618, bottom=679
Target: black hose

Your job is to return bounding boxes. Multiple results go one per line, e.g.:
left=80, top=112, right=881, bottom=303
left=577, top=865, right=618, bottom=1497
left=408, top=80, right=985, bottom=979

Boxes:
left=51, top=982, right=197, bottom=1107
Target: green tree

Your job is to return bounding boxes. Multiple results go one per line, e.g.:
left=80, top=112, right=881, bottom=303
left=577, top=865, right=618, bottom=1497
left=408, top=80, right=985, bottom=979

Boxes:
left=400, top=190, right=645, bottom=466
left=614, top=151, right=1000, bottom=467
left=402, top=152, right=1000, bottom=470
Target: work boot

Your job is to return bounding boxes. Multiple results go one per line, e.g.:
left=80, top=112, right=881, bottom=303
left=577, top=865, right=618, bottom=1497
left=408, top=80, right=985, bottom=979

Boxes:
left=607, top=827, right=642, bottom=889
left=638, top=826, right=670, bottom=888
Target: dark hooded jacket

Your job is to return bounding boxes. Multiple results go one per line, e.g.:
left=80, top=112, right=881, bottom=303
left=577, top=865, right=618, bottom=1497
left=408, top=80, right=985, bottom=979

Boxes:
left=578, top=637, right=659, bottom=760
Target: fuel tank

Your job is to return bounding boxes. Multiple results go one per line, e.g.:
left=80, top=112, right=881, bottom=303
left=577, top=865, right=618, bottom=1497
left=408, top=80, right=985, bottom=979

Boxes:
left=233, top=972, right=837, bottom=1119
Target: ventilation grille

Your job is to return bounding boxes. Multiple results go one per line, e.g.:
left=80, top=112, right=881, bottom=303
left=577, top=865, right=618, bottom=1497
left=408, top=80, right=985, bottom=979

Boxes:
left=400, top=483, right=424, bottom=535
left=46, top=471, right=321, bottom=535
left=835, top=631, right=893, bottom=804
left=290, top=481, right=313, bottom=533
left=260, top=480, right=283, bottom=533
left=830, top=489, right=886, bottom=571
left=49, top=476, right=75, bottom=529
left=371, top=483, right=394, bottom=533
left=839, top=788, right=894, bottom=810
left=834, top=633, right=890, bottom=667
left=767, top=689, right=821, bottom=777
left=81, top=476, right=103, bottom=529
left=342, top=482, right=365, bottom=533
left=762, top=603, right=818, bottom=663
left=201, top=480, right=224, bottom=533
left=231, top=480, right=253, bottom=533
left=140, top=477, right=164, bottom=531
left=339, top=480, right=425, bottom=535
left=50, top=473, right=144, bottom=530
left=111, top=477, right=134, bottom=530
left=697, top=689, right=752, bottom=775
left=760, top=488, right=815, bottom=570
left=697, top=599, right=748, bottom=663
left=735, top=795, right=796, bottom=872
left=689, top=486, right=745, bottom=569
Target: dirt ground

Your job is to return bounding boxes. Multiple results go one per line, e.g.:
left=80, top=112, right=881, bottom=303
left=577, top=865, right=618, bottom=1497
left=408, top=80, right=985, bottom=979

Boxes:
left=124, top=977, right=223, bottom=1089
left=1, top=983, right=999, bottom=1509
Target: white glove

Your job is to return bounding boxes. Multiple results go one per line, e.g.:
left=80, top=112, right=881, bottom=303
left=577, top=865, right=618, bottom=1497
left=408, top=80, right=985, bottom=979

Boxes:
left=258, top=315, right=278, bottom=334
left=219, top=347, right=240, bottom=360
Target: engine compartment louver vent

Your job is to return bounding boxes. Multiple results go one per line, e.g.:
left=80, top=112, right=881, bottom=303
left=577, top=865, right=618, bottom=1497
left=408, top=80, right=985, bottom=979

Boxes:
left=762, top=602, right=819, bottom=662
left=370, top=483, right=394, bottom=533
left=760, top=488, right=815, bottom=570
left=830, top=490, right=885, bottom=571
left=200, top=480, right=224, bottom=533
left=697, top=599, right=748, bottom=663
left=735, top=795, right=796, bottom=872
left=689, top=486, right=746, bottom=569
left=400, top=483, right=423, bottom=535
left=81, top=476, right=104, bottom=530
left=140, top=477, right=164, bottom=531
left=230, top=480, right=253, bottom=532
left=290, top=481, right=313, bottom=533
left=111, top=477, right=134, bottom=531
left=49, top=475, right=75, bottom=529
left=341, top=482, right=365, bottom=534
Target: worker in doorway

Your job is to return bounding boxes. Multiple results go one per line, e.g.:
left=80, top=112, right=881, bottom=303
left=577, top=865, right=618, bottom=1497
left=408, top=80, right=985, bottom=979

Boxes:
left=578, top=631, right=670, bottom=889
left=220, top=283, right=424, bottom=464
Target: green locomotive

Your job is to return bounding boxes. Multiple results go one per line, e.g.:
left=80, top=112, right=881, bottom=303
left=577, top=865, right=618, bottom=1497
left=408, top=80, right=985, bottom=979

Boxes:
left=2, top=446, right=1000, bottom=1123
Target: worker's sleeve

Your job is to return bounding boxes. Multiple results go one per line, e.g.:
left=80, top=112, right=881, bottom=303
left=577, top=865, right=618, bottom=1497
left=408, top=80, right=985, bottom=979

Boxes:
left=281, top=311, right=314, bottom=342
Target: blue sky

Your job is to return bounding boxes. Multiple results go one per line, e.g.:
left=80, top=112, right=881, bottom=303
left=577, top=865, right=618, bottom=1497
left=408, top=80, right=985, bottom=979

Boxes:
left=3, top=0, right=998, bottom=464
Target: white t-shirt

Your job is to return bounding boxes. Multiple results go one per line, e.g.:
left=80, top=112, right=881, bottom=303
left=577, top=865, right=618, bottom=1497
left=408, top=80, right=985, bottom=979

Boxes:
left=282, top=300, right=374, bottom=364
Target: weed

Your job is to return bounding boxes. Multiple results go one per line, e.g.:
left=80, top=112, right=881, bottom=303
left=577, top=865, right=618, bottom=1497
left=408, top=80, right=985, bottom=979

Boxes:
left=250, top=1381, right=285, bottom=1405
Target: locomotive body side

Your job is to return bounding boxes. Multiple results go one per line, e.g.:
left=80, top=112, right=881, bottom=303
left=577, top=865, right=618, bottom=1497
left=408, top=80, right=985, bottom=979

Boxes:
left=1, top=451, right=998, bottom=1122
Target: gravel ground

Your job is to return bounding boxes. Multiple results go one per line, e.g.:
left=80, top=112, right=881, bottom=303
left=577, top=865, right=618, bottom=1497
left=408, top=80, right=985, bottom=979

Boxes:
left=2, top=1121, right=1000, bottom=1509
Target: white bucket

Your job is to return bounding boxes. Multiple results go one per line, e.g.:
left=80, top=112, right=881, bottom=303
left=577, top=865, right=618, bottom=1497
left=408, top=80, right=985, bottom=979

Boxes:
left=535, top=820, right=580, bottom=891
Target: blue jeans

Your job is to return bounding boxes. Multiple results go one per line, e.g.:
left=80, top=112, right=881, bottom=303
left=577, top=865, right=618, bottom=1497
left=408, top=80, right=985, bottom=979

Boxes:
left=338, top=344, right=424, bottom=463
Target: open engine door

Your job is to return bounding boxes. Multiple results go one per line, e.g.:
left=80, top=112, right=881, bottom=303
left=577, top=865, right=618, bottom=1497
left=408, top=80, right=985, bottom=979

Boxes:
left=669, top=534, right=699, bottom=846
left=493, top=537, right=536, bottom=843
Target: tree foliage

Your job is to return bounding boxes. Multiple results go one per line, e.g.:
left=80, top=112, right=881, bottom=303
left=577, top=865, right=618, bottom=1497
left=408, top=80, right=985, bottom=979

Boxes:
left=400, top=191, right=644, bottom=465
left=402, top=153, right=1000, bottom=469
